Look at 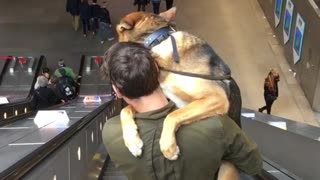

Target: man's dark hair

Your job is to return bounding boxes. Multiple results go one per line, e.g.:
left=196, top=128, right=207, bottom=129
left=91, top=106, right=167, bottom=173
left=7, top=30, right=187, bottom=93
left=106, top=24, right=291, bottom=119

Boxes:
left=101, top=42, right=159, bottom=99
left=92, top=0, right=97, bottom=3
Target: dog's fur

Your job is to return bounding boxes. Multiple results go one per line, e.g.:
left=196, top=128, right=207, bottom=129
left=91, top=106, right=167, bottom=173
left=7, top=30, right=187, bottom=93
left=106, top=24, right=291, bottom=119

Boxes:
left=116, top=8, right=242, bottom=160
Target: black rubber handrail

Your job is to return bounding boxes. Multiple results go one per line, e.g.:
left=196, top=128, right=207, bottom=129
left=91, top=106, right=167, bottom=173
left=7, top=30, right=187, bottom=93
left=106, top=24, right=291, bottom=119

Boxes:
left=0, top=55, right=45, bottom=109
left=26, top=55, right=46, bottom=99
left=0, top=99, right=114, bottom=179
left=0, top=57, right=12, bottom=86
left=76, top=55, right=85, bottom=93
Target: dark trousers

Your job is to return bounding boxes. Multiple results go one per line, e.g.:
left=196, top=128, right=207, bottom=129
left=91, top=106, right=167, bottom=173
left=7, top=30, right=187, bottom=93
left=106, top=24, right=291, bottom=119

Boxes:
left=259, top=95, right=275, bottom=114
left=81, top=18, right=90, bottom=35
left=152, top=2, right=160, bottom=14
left=90, top=17, right=99, bottom=33
left=166, top=0, right=173, bottom=10
left=137, top=4, right=146, bottom=11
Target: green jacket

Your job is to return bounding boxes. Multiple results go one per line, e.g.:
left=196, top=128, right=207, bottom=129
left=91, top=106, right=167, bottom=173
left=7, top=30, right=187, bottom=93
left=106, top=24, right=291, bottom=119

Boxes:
left=53, top=67, right=77, bottom=81
left=102, top=101, right=262, bottom=180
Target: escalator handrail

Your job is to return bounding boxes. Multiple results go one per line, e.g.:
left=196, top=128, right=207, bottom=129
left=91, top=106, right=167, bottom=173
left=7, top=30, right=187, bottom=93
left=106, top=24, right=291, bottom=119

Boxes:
left=26, top=55, right=46, bottom=99
left=0, top=55, right=45, bottom=109
left=76, top=55, right=85, bottom=94
left=0, top=57, right=11, bottom=86
left=0, top=99, right=115, bottom=179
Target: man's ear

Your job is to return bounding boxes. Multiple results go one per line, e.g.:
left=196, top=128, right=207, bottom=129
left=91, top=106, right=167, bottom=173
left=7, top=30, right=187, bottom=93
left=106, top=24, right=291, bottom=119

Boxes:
left=112, top=84, right=123, bottom=98
left=159, top=7, right=176, bottom=22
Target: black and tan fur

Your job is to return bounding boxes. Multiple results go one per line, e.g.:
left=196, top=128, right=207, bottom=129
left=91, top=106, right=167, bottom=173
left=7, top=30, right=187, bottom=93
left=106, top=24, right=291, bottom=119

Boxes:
left=115, top=8, right=242, bottom=160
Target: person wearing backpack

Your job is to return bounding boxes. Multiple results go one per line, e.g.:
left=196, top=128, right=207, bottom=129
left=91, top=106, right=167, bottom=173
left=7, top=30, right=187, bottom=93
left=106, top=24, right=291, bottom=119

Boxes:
left=53, top=59, right=77, bottom=81
left=57, top=68, right=77, bottom=101
left=53, top=59, right=78, bottom=100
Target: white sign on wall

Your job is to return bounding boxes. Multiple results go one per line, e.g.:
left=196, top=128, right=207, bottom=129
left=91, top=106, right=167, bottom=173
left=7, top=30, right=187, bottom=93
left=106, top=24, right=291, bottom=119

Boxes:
left=293, top=13, right=306, bottom=64
left=274, top=0, right=283, bottom=27
left=283, top=0, right=294, bottom=44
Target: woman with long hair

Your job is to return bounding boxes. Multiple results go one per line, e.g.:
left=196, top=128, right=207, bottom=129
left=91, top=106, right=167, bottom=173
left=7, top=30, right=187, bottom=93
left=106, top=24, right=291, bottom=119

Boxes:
left=258, top=69, right=280, bottom=114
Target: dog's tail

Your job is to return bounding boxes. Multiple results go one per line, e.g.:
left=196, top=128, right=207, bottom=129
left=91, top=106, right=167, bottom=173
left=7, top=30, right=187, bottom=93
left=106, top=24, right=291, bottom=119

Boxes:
left=221, top=78, right=242, bottom=127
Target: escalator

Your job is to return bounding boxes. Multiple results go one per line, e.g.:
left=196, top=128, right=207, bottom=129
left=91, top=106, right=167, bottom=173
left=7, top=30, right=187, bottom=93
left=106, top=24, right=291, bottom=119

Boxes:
left=0, top=55, right=45, bottom=103
left=0, top=55, right=84, bottom=124
left=0, top=54, right=310, bottom=179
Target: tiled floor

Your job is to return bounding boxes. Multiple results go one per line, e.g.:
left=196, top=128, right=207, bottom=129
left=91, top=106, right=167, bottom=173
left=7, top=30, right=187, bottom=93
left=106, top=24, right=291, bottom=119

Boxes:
left=0, top=0, right=319, bottom=126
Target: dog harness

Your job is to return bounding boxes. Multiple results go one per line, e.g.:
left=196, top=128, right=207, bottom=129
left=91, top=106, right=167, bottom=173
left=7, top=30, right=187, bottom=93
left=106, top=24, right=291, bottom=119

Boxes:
left=144, top=26, right=231, bottom=80
left=144, top=26, right=180, bottom=63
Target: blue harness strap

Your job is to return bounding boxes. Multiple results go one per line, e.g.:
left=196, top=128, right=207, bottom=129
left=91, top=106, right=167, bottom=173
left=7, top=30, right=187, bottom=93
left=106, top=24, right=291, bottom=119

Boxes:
left=143, top=26, right=180, bottom=63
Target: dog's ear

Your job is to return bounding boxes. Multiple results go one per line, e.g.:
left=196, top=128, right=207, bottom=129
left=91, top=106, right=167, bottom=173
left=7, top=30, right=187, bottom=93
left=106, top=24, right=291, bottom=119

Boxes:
left=117, top=20, right=133, bottom=32
left=159, top=7, right=176, bottom=22
left=118, top=12, right=145, bottom=32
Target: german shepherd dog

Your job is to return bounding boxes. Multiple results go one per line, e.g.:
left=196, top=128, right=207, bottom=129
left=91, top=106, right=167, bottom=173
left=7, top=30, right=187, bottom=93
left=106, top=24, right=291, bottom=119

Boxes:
left=116, top=7, right=242, bottom=160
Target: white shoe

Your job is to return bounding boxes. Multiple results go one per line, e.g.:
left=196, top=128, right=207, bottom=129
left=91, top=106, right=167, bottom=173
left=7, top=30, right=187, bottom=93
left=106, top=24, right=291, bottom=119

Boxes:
left=108, top=37, right=114, bottom=41
left=100, top=41, right=104, bottom=44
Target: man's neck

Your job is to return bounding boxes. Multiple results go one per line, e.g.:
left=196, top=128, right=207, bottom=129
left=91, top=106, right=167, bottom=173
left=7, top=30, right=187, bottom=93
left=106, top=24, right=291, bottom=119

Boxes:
left=124, top=88, right=169, bottom=113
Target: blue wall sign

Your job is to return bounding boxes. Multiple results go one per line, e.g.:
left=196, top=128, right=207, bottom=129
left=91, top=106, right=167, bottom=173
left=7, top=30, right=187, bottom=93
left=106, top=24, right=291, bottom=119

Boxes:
left=293, top=13, right=306, bottom=64
left=283, top=0, right=294, bottom=44
left=274, top=0, right=283, bottom=27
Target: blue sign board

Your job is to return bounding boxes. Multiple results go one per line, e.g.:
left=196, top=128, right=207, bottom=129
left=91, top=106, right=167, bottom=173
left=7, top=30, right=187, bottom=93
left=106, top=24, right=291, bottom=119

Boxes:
left=283, top=0, right=294, bottom=44
left=293, top=13, right=306, bottom=64
left=274, top=0, right=283, bottom=27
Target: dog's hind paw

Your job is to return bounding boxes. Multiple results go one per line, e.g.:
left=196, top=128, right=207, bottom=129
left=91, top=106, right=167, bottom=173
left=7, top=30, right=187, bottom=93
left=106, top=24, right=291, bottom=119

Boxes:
left=123, top=128, right=144, bottom=157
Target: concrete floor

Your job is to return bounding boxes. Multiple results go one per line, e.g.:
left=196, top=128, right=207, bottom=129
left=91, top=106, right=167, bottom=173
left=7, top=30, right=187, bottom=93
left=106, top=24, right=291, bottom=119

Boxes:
left=0, top=0, right=319, bottom=126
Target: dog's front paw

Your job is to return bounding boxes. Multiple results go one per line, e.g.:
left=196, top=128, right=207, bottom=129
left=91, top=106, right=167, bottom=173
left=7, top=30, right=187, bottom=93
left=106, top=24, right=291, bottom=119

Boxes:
left=123, top=127, right=144, bottom=157
left=159, top=133, right=180, bottom=160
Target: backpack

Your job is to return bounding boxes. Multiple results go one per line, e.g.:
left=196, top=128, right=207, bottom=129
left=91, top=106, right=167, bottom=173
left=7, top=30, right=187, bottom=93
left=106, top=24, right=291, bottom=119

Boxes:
left=57, top=69, right=76, bottom=100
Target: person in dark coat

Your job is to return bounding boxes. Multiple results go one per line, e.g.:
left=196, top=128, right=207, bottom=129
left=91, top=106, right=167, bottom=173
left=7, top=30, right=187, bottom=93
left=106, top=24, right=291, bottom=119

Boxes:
left=66, top=0, right=81, bottom=31
left=165, top=0, right=173, bottom=10
left=151, top=0, right=161, bottom=14
left=79, top=0, right=91, bottom=37
left=32, top=76, right=61, bottom=110
left=259, top=69, right=280, bottom=114
left=98, top=4, right=114, bottom=44
left=90, top=0, right=101, bottom=35
left=134, top=0, right=149, bottom=11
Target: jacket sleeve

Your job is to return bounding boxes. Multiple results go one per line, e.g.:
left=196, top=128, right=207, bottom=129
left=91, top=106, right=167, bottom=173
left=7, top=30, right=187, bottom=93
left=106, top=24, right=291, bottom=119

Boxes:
left=221, top=117, right=263, bottom=175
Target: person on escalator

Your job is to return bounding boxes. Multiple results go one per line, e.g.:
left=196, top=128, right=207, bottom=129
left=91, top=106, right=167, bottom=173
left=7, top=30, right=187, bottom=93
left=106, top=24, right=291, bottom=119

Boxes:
left=34, top=67, right=51, bottom=90
left=53, top=59, right=77, bottom=81
left=53, top=59, right=78, bottom=101
left=56, top=68, right=77, bottom=101
left=32, top=76, right=61, bottom=110
left=101, top=42, right=262, bottom=180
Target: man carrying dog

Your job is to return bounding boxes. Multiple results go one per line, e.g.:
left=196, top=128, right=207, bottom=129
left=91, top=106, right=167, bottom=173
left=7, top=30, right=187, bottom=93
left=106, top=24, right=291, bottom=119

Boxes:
left=102, top=42, right=262, bottom=180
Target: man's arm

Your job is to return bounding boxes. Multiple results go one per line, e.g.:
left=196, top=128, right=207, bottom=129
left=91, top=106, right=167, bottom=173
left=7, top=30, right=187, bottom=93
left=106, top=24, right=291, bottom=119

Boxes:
left=221, top=116, right=263, bottom=175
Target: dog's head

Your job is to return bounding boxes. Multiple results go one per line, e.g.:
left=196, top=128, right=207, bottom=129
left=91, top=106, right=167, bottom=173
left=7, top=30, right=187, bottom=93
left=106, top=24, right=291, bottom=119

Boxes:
left=117, top=7, right=176, bottom=42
